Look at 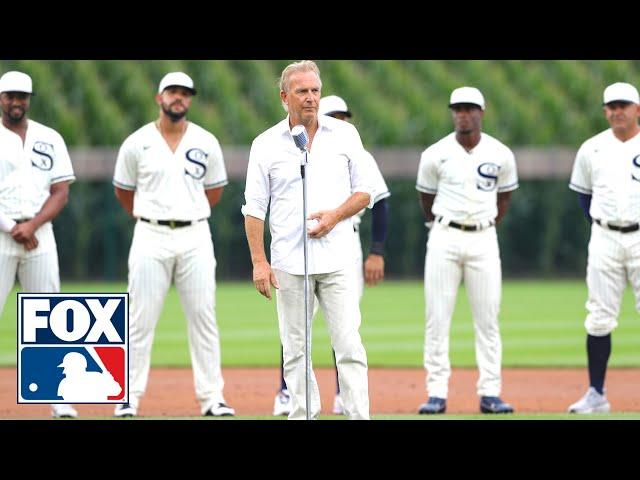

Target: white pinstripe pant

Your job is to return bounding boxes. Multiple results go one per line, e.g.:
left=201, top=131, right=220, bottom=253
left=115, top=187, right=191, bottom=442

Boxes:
left=0, top=222, right=59, bottom=314
left=126, top=220, right=226, bottom=414
left=423, top=222, right=503, bottom=398
left=585, top=223, right=640, bottom=336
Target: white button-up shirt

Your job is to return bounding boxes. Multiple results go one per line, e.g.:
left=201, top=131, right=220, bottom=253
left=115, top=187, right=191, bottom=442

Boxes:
left=113, top=122, right=228, bottom=221
left=570, top=128, right=640, bottom=224
left=416, top=132, right=518, bottom=224
left=242, top=115, right=374, bottom=275
left=0, top=120, right=75, bottom=219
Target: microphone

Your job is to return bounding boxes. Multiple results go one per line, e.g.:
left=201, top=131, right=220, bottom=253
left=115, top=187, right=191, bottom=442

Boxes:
left=291, top=125, right=308, bottom=152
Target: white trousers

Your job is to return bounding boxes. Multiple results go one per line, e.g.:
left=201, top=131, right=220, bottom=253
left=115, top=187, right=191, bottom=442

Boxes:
left=585, top=223, right=640, bottom=336
left=0, top=222, right=59, bottom=314
left=274, top=268, right=369, bottom=420
left=127, top=220, right=226, bottom=414
left=424, top=222, right=503, bottom=398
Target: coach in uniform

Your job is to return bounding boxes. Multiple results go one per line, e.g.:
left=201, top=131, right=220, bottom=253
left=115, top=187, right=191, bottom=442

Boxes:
left=0, top=71, right=76, bottom=419
left=112, top=72, right=234, bottom=417
left=243, top=61, right=374, bottom=420
left=415, top=87, right=517, bottom=414
left=568, top=82, right=640, bottom=414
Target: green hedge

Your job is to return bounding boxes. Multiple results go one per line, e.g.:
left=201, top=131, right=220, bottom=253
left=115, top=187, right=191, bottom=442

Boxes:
left=53, top=179, right=591, bottom=281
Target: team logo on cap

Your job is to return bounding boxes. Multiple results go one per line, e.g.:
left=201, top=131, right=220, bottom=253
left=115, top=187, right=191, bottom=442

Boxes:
left=17, top=293, right=128, bottom=404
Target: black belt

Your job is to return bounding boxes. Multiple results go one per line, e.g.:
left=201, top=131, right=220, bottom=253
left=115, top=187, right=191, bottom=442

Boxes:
left=15, top=218, right=31, bottom=224
left=594, top=219, right=640, bottom=233
left=140, top=217, right=206, bottom=229
left=436, top=216, right=494, bottom=232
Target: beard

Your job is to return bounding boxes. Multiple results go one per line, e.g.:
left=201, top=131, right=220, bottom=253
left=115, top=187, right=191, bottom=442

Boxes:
left=5, top=107, right=26, bottom=123
left=161, top=102, right=187, bottom=122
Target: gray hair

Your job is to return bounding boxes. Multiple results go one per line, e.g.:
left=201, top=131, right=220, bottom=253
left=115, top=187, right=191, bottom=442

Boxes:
left=279, top=60, right=322, bottom=93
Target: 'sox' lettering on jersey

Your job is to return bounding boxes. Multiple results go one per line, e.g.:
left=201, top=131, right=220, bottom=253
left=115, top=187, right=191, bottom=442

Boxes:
left=476, top=162, right=500, bottom=191
left=31, top=141, right=55, bottom=171
left=184, top=148, right=208, bottom=180
left=632, top=154, right=640, bottom=183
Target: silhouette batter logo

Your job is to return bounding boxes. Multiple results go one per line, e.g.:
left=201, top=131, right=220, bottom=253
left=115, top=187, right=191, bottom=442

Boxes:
left=18, top=294, right=128, bottom=404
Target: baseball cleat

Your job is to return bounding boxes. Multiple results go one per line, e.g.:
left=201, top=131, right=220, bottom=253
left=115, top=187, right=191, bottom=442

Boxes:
left=114, top=403, right=137, bottom=418
left=480, top=396, right=514, bottom=414
left=204, top=402, right=235, bottom=417
left=418, top=397, right=447, bottom=414
left=51, top=404, right=78, bottom=419
left=568, top=387, right=610, bottom=414
left=332, top=393, right=345, bottom=415
left=273, top=389, right=291, bottom=416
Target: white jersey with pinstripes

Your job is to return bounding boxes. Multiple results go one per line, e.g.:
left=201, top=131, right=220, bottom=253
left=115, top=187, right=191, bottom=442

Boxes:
left=352, top=150, right=390, bottom=228
left=0, top=120, right=75, bottom=219
left=113, top=122, right=228, bottom=220
left=416, top=132, right=518, bottom=224
left=569, top=128, right=640, bottom=224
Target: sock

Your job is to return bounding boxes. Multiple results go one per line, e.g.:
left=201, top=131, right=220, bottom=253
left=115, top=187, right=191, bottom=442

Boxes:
left=587, top=334, right=611, bottom=395
left=279, top=346, right=287, bottom=391
left=332, top=350, right=340, bottom=394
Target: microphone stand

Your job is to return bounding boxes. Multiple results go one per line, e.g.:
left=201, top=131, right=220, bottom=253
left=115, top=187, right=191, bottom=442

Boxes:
left=300, top=149, right=311, bottom=420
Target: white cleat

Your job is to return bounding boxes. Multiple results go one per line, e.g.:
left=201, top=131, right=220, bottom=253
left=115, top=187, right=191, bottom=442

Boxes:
left=204, top=402, right=235, bottom=417
left=568, top=387, right=611, bottom=414
left=51, top=404, right=78, bottom=419
left=272, top=389, right=291, bottom=416
left=332, top=393, right=345, bottom=415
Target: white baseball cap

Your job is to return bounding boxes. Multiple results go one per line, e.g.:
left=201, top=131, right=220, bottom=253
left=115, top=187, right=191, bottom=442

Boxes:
left=0, top=71, right=33, bottom=95
left=319, top=95, right=352, bottom=117
left=158, top=72, right=196, bottom=95
left=449, top=86, right=485, bottom=110
left=603, top=82, right=639, bottom=105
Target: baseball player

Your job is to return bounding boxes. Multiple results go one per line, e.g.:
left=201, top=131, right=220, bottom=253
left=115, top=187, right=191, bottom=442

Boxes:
left=272, top=94, right=390, bottom=416
left=568, top=82, right=640, bottom=414
left=112, top=72, right=234, bottom=418
left=415, top=86, right=517, bottom=414
left=0, top=71, right=76, bottom=419
left=243, top=61, right=374, bottom=420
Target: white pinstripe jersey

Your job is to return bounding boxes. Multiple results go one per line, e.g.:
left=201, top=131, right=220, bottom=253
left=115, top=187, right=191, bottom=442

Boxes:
left=0, top=120, right=75, bottom=219
left=569, top=128, right=640, bottom=224
left=353, top=150, right=390, bottom=227
left=416, top=132, right=518, bottom=223
left=113, top=122, right=228, bottom=221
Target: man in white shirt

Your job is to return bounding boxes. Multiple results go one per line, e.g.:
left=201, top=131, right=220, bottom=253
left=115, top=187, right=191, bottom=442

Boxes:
left=243, top=61, right=374, bottom=420
left=568, top=82, right=640, bottom=414
left=113, top=71, right=234, bottom=418
left=416, top=86, right=518, bottom=415
left=271, top=94, right=390, bottom=417
left=0, top=70, right=76, bottom=419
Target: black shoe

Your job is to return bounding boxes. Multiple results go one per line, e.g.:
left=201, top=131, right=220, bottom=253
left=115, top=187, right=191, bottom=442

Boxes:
left=480, top=396, right=514, bottom=414
left=114, top=403, right=137, bottom=418
left=418, top=397, right=447, bottom=414
left=204, top=402, right=236, bottom=417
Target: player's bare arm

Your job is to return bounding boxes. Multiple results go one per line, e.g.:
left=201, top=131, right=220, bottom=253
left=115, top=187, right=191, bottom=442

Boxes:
left=114, top=187, right=134, bottom=217
left=496, top=191, right=513, bottom=225
left=245, top=215, right=279, bottom=299
left=205, top=186, right=224, bottom=207
left=418, top=192, right=436, bottom=221
left=308, top=191, right=370, bottom=239
left=11, top=181, right=70, bottom=247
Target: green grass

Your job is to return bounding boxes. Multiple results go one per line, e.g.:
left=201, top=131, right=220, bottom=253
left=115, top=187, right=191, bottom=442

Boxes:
left=1, top=280, right=639, bottom=367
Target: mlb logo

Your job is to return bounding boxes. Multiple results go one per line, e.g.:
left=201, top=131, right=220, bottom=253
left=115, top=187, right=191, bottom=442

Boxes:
left=18, top=293, right=128, bottom=404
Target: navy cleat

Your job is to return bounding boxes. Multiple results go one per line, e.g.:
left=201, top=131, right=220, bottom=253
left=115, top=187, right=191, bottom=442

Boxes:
left=418, top=397, right=447, bottom=414
left=480, top=396, right=514, bottom=414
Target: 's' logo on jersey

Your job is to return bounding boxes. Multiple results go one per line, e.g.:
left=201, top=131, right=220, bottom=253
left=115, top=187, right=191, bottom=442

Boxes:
left=31, top=141, right=55, bottom=171
left=631, top=154, right=640, bottom=183
left=184, top=148, right=208, bottom=180
left=18, top=294, right=128, bottom=404
left=476, top=162, right=500, bottom=191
